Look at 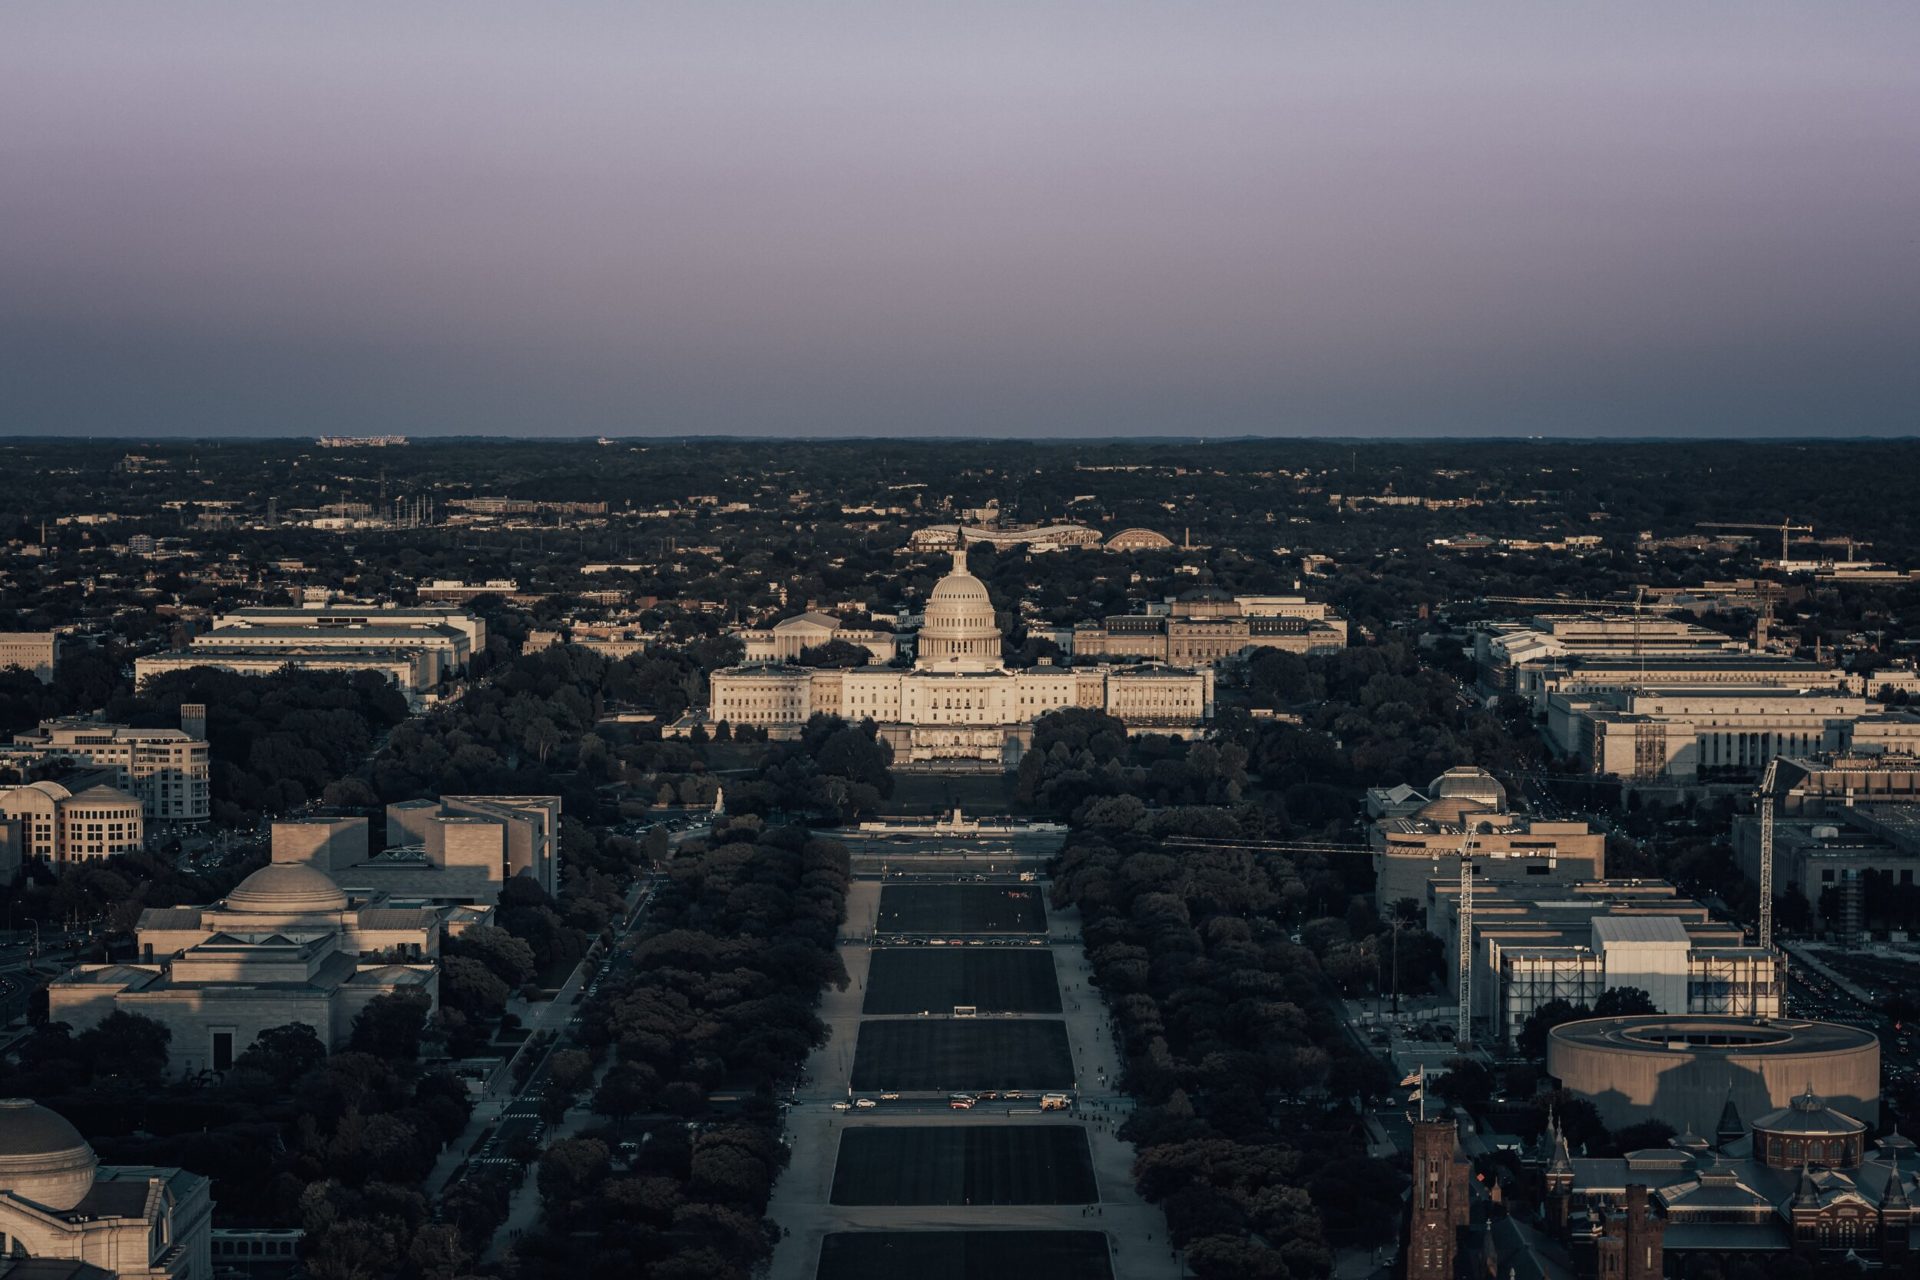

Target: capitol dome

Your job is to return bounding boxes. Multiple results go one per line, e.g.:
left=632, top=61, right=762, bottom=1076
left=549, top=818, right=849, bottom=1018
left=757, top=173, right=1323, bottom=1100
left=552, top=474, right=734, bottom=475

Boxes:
left=917, top=544, right=1002, bottom=665
left=225, top=862, right=349, bottom=914
left=0, top=1099, right=98, bottom=1211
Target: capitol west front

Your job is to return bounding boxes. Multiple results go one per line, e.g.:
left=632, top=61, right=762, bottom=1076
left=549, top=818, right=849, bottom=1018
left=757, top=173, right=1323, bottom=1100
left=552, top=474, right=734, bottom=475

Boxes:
left=707, top=546, right=1214, bottom=764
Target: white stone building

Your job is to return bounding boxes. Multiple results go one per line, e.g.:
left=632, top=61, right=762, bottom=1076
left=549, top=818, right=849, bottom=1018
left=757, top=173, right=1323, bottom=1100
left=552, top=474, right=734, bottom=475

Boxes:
left=707, top=545, right=1212, bottom=764
left=50, top=862, right=440, bottom=1076
left=0, top=1099, right=211, bottom=1280
left=736, top=612, right=908, bottom=664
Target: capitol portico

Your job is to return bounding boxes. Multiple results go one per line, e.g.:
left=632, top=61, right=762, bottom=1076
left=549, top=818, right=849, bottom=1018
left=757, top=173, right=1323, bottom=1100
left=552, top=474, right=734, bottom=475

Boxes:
left=707, top=544, right=1213, bottom=764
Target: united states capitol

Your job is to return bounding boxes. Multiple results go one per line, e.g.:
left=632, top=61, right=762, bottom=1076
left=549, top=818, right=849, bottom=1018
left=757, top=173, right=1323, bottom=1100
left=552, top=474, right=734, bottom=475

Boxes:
left=702, top=543, right=1216, bottom=764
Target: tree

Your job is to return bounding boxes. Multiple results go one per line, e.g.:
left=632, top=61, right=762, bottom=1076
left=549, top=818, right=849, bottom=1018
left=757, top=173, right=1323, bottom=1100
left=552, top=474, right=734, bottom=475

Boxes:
left=77, top=1011, right=171, bottom=1083
left=1518, top=998, right=1590, bottom=1059
left=439, top=956, right=510, bottom=1022
left=349, top=990, right=432, bottom=1060
left=1592, top=986, right=1657, bottom=1017
left=547, top=1048, right=595, bottom=1097
left=233, top=1021, right=327, bottom=1087
left=445, top=925, right=537, bottom=987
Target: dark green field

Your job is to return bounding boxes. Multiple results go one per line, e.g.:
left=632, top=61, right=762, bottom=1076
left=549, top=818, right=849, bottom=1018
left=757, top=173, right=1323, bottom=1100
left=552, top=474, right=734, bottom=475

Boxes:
left=864, top=948, right=1062, bottom=1014
left=817, top=1232, right=1112, bottom=1280
left=877, top=883, right=1047, bottom=933
left=850, top=1020, right=1074, bottom=1091
left=830, top=1127, right=1096, bottom=1205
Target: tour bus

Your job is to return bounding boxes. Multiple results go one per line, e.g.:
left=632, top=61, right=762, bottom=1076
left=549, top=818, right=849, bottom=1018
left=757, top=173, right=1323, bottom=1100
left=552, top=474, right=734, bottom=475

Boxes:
left=1039, top=1092, right=1073, bottom=1111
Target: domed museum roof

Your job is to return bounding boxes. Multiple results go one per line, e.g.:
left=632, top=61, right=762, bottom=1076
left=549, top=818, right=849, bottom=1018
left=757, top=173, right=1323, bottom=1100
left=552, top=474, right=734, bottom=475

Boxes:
left=0, top=1098, right=98, bottom=1211
left=225, top=861, right=349, bottom=915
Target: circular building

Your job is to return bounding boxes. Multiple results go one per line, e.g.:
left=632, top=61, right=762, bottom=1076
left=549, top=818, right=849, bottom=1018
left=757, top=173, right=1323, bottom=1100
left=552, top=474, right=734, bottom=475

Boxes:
left=1547, top=1016, right=1880, bottom=1136
left=0, top=1098, right=98, bottom=1211
left=1751, top=1086, right=1868, bottom=1168
left=1106, top=528, right=1173, bottom=551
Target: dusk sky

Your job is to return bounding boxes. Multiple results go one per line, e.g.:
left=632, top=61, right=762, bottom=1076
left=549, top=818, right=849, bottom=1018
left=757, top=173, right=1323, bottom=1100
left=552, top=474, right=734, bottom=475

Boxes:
left=4, top=3, right=1917, bottom=439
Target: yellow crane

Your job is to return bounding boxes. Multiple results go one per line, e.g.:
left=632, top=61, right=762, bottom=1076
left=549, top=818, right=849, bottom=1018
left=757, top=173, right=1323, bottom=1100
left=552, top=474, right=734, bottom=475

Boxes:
left=1697, top=520, right=1813, bottom=564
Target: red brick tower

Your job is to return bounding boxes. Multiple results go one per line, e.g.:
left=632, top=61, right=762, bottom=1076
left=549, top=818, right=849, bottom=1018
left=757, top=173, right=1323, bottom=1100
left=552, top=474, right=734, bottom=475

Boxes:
left=1405, top=1116, right=1472, bottom=1279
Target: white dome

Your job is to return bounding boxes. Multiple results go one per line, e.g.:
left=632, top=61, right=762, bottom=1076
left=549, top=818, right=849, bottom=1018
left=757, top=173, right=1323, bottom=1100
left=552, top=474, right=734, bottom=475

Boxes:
left=225, top=862, right=349, bottom=914
left=918, top=545, right=1002, bottom=666
left=0, top=1099, right=98, bottom=1211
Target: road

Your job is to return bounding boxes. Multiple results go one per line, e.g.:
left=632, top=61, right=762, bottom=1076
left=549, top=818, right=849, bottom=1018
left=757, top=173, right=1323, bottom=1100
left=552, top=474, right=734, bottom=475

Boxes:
left=425, top=868, right=665, bottom=1201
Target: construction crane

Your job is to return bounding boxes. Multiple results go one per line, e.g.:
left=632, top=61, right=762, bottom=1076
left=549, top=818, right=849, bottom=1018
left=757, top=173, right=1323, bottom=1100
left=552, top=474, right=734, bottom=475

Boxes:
left=1165, top=831, right=1518, bottom=1047
left=1698, top=520, right=1813, bottom=564
left=1756, top=758, right=1782, bottom=951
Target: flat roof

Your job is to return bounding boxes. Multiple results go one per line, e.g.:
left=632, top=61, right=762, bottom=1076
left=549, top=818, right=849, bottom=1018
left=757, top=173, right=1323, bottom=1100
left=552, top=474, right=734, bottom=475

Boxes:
left=1549, top=1015, right=1879, bottom=1056
left=1592, top=915, right=1691, bottom=944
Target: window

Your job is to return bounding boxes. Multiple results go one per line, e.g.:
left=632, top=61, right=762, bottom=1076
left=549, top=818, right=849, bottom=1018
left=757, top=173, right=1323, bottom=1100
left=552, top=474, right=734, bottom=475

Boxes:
left=212, top=1030, right=235, bottom=1072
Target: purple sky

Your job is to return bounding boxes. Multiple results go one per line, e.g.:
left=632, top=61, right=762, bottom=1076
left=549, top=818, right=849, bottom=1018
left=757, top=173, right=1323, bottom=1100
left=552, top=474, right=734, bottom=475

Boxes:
left=4, top=2, right=1918, bottom=438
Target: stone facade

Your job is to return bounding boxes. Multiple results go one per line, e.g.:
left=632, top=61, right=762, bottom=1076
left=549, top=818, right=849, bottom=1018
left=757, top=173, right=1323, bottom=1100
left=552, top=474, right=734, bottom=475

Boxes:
left=707, top=545, right=1212, bottom=764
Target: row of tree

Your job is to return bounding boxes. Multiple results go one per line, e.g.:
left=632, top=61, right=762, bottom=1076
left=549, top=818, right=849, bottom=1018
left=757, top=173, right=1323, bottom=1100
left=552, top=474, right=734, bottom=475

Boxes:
left=514, top=821, right=850, bottom=1280
left=1051, top=811, right=1404, bottom=1280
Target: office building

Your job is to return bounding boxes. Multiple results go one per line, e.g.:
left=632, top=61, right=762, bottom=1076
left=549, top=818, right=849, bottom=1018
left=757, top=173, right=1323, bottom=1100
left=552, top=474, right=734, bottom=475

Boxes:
left=1071, top=589, right=1348, bottom=665
left=0, top=780, right=145, bottom=862
left=1422, top=877, right=1782, bottom=1046
left=4, top=710, right=209, bottom=824
left=1547, top=688, right=1920, bottom=783
left=1368, top=766, right=1606, bottom=913
left=134, top=606, right=485, bottom=706
left=0, top=633, right=58, bottom=683
left=1731, top=753, right=1920, bottom=924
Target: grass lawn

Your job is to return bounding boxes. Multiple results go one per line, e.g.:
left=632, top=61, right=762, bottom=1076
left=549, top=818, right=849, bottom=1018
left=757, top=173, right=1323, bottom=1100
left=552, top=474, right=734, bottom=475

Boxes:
left=830, top=1126, right=1096, bottom=1205
left=817, top=1232, right=1111, bottom=1280
left=850, top=1020, right=1075, bottom=1091
left=864, top=948, right=1062, bottom=1014
left=877, top=883, right=1047, bottom=934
